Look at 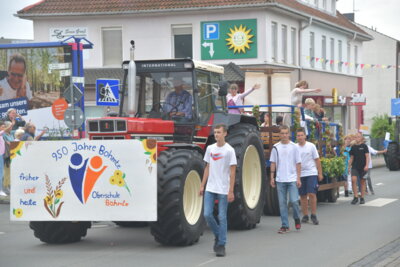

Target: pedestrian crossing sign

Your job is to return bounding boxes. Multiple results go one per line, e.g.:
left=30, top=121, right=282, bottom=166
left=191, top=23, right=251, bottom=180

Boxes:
left=96, top=79, right=120, bottom=106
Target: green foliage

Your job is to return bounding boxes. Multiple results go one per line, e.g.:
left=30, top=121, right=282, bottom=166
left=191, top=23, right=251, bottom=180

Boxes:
left=371, top=114, right=394, bottom=139
left=252, top=105, right=261, bottom=126
left=321, top=157, right=345, bottom=178
left=291, top=108, right=301, bottom=132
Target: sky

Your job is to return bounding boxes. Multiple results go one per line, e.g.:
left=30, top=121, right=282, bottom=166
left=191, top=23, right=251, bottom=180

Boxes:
left=0, top=0, right=399, bottom=40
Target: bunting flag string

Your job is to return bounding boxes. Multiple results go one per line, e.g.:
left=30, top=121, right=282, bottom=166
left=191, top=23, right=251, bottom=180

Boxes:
left=304, top=55, right=399, bottom=69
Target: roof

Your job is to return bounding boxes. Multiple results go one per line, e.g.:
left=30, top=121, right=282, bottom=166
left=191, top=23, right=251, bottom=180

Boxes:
left=224, top=62, right=244, bottom=82
left=17, top=0, right=370, bottom=37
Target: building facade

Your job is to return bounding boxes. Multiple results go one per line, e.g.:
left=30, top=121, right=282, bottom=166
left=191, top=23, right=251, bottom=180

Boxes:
left=355, top=24, right=399, bottom=132
left=17, top=0, right=372, bottom=131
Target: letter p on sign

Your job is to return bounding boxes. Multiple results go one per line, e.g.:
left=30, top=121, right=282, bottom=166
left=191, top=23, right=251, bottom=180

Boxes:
left=204, top=23, right=219, bottom=40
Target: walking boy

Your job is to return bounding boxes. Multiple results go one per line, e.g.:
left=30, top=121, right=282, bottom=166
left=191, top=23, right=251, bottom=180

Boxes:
left=200, top=124, right=237, bottom=257
left=296, top=128, right=323, bottom=225
left=348, top=132, right=369, bottom=204
left=270, top=125, right=302, bottom=233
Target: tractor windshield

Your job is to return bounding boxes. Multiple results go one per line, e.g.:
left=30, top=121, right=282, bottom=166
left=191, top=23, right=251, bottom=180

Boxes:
left=136, top=71, right=194, bottom=121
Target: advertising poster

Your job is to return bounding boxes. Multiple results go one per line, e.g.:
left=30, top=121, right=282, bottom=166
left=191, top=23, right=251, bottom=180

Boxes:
left=0, top=46, right=73, bottom=138
left=10, top=140, right=157, bottom=221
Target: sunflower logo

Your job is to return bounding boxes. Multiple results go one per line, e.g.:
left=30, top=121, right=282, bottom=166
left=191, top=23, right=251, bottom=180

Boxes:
left=142, top=139, right=157, bottom=173
left=109, top=170, right=131, bottom=196
left=226, top=24, right=254, bottom=54
left=13, top=208, right=23, bottom=218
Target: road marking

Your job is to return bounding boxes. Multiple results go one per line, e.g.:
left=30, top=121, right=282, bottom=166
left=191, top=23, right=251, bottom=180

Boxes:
left=198, top=259, right=216, bottom=266
left=0, top=232, right=5, bottom=235
left=375, top=183, right=384, bottom=186
left=363, top=198, right=398, bottom=207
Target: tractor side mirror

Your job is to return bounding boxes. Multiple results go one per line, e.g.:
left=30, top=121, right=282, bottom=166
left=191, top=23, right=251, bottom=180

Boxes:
left=218, top=81, right=229, bottom=97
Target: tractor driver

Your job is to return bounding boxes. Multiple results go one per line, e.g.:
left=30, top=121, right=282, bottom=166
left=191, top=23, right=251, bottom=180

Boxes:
left=163, top=79, right=193, bottom=119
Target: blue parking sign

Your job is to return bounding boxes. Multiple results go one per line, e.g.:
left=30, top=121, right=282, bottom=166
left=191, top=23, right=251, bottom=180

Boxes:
left=203, top=23, right=219, bottom=40
left=96, top=79, right=120, bottom=106
left=391, top=98, right=400, bottom=116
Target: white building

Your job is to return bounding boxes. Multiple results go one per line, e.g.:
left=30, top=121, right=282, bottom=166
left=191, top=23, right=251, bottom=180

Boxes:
left=354, top=24, right=399, bottom=133
left=17, top=0, right=372, bottom=130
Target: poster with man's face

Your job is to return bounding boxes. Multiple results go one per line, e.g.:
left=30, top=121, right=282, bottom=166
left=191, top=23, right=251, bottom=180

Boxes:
left=0, top=46, right=72, bottom=138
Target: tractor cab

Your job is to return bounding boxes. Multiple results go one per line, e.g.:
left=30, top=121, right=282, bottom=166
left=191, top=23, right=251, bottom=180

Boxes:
left=87, top=57, right=227, bottom=146
left=130, top=59, right=225, bottom=124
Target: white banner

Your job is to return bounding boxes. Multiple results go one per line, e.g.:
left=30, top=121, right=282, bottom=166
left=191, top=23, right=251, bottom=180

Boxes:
left=10, top=140, right=157, bottom=221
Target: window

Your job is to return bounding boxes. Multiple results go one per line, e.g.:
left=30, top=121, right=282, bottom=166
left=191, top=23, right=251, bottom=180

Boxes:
left=271, top=22, right=278, bottom=62
left=172, top=25, right=192, bottom=58
left=330, top=38, right=335, bottom=71
left=354, top=45, right=358, bottom=74
left=196, top=70, right=223, bottom=124
left=338, top=40, right=342, bottom=72
left=291, top=28, right=297, bottom=65
left=102, top=27, right=122, bottom=67
left=347, top=43, right=351, bottom=74
left=281, top=25, right=287, bottom=63
left=321, top=36, right=326, bottom=70
left=310, top=32, right=315, bottom=68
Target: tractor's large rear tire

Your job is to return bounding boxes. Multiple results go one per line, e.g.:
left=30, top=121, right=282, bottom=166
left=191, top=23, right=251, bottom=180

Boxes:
left=386, top=142, right=400, bottom=171
left=29, top=221, right=91, bottom=244
left=226, top=123, right=266, bottom=229
left=150, top=149, right=205, bottom=246
left=263, top=168, right=280, bottom=216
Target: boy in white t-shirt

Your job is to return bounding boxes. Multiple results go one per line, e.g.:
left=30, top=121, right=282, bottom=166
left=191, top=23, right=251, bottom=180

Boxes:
left=296, top=128, right=323, bottom=225
left=200, top=124, right=237, bottom=257
left=270, top=125, right=302, bottom=233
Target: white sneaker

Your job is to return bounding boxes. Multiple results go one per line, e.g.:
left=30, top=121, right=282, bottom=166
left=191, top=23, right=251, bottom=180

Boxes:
left=0, top=191, right=7, bottom=197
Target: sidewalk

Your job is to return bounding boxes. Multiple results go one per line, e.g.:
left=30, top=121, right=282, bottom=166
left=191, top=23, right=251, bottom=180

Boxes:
left=372, top=155, right=386, bottom=168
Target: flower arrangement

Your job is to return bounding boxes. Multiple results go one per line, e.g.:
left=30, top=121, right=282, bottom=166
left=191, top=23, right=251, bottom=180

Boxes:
left=252, top=105, right=261, bottom=126
left=321, top=157, right=345, bottom=178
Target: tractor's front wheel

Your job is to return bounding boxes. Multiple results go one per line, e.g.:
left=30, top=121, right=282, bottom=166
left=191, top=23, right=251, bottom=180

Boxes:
left=150, top=149, right=205, bottom=246
left=29, top=221, right=91, bottom=244
left=386, top=142, right=400, bottom=171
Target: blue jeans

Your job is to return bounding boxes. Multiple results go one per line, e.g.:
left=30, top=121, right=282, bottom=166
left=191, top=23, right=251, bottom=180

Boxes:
left=277, top=182, right=301, bottom=228
left=203, top=191, right=228, bottom=246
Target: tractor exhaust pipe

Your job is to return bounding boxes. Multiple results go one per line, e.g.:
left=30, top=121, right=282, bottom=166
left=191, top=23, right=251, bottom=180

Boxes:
left=127, top=40, right=137, bottom=117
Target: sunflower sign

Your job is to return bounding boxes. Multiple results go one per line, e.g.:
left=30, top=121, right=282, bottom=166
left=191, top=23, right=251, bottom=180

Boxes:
left=201, top=19, right=257, bottom=60
left=10, top=140, right=157, bottom=221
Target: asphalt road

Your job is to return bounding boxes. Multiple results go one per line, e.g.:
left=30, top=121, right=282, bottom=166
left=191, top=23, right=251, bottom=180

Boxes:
left=0, top=166, right=399, bottom=267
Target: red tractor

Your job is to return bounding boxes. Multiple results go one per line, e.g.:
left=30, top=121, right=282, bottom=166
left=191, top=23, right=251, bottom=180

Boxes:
left=86, top=42, right=266, bottom=246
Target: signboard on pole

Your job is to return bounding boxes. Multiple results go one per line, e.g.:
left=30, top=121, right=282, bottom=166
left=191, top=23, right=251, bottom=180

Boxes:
left=391, top=98, right=400, bottom=116
left=96, top=79, right=120, bottom=106
left=0, top=45, right=73, bottom=138
left=10, top=140, right=157, bottom=221
left=201, top=19, right=257, bottom=60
